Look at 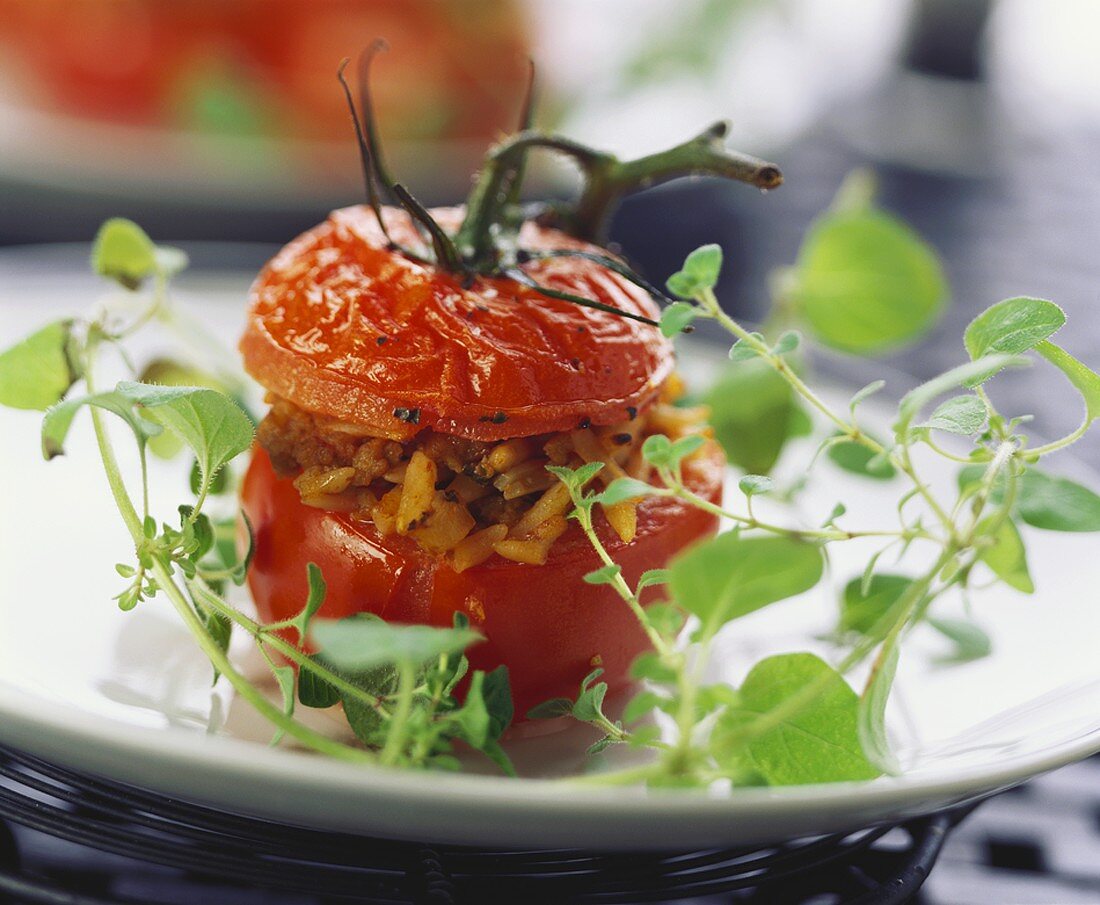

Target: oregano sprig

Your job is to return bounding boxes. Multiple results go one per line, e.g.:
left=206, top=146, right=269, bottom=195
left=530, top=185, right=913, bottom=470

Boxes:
left=545, top=222, right=1100, bottom=788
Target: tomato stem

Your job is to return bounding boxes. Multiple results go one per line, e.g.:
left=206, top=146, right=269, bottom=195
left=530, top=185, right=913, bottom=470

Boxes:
left=458, top=123, right=781, bottom=267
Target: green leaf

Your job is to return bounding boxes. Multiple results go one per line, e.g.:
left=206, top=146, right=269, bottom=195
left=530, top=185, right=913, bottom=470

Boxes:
left=840, top=574, right=913, bottom=636
left=230, top=511, right=255, bottom=585
left=849, top=379, right=886, bottom=414
left=964, top=297, right=1065, bottom=359
left=895, top=354, right=1028, bottom=436
left=636, top=569, right=670, bottom=591
left=644, top=602, right=685, bottom=638
left=40, top=390, right=158, bottom=460
left=1036, top=341, right=1100, bottom=424
left=713, top=653, right=880, bottom=785
left=526, top=697, right=573, bottom=720
left=289, top=563, right=327, bottom=642
left=728, top=334, right=764, bottom=362
left=705, top=359, right=804, bottom=474
left=622, top=690, right=664, bottom=724
left=197, top=604, right=231, bottom=686
left=977, top=517, right=1033, bottom=593
left=957, top=464, right=1100, bottom=532
left=666, top=244, right=722, bottom=297
left=481, top=666, right=513, bottom=739
left=297, top=661, right=341, bottom=708
left=665, top=271, right=696, bottom=299
left=682, top=244, right=722, bottom=287
left=178, top=507, right=215, bottom=560
left=453, top=671, right=491, bottom=748
left=1014, top=470, right=1100, bottom=532
left=738, top=474, right=774, bottom=496
left=478, top=739, right=516, bottom=777
left=190, top=457, right=230, bottom=496
left=580, top=667, right=604, bottom=691
left=587, top=735, right=620, bottom=756
left=659, top=302, right=699, bottom=337
left=822, top=502, right=847, bottom=527
left=919, top=394, right=987, bottom=436
left=312, top=616, right=483, bottom=671
left=669, top=534, right=823, bottom=637
left=668, top=434, right=705, bottom=469
left=827, top=438, right=896, bottom=480
left=583, top=564, right=622, bottom=586
left=0, top=320, right=79, bottom=411
left=91, top=218, right=158, bottom=289
left=115, top=382, right=253, bottom=492
left=594, top=477, right=655, bottom=506
left=790, top=209, right=947, bottom=354
left=858, top=643, right=900, bottom=774
left=927, top=617, right=992, bottom=663
left=641, top=434, right=672, bottom=465
left=629, top=651, right=678, bottom=683
left=773, top=330, right=801, bottom=356
left=270, top=666, right=296, bottom=746
left=573, top=681, right=609, bottom=722
left=547, top=461, right=603, bottom=491
left=340, top=665, right=398, bottom=745
left=140, top=358, right=225, bottom=460
left=696, top=683, right=741, bottom=714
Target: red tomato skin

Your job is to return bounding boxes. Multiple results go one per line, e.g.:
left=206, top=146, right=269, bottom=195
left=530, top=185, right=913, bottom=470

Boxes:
left=241, top=446, right=723, bottom=718
left=240, top=206, right=674, bottom=443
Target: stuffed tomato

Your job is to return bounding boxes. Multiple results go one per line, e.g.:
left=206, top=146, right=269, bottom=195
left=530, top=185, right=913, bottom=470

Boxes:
left=239, top=205, right=724, bottom=717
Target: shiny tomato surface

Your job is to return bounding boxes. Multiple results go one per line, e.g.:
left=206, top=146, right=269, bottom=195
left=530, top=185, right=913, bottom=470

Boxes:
left=240, top=206, right=674, bottom=442
left=242, top=445, right=724, bottom=718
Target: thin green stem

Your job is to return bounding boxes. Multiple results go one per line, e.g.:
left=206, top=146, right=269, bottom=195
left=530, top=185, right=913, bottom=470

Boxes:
left=1028, top=417, right=1091, bottom=457
left=696, top=288, right=956, bottom=533
left=186, top=578, right=391, bottom=719
left=84, top=344, right=373, bottom=761
left=381, top=661, right=416, bottom=766
left=666, top=479, right=934, bottom=543
left=922, top=434, right=977, bottom=465
left=158, top=562, right=373, bottom=762
left=574, top=503, right=673, bottom=659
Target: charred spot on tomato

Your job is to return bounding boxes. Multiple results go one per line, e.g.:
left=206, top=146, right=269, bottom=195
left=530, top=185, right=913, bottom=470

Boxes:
left=479, top=411, right=508, bottom=424
left=393, top=407, right=421, bottom=425
left=612, top=433, right=632, bottom=445
left=626, top=406, right=638, bottom=420
left=569, top=358, right=582, bottom=370
left=577, top=416, right=591, bottom=430
left=376, top=336, right=389, bottom=346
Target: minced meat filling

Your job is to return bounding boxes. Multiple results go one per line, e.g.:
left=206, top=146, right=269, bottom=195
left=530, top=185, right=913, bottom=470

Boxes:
left=255, top=380, right=707, bottom=571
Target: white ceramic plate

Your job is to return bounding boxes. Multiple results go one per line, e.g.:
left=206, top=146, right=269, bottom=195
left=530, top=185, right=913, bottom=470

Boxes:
left=3, top=260, right=1100, bottom=850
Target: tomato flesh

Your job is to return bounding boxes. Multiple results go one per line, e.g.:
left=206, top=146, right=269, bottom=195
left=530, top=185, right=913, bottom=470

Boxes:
left=241, top=445, right=724, bottom=718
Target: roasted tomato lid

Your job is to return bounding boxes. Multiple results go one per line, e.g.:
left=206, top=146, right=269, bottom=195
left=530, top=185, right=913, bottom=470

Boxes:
left=241, top=206, right=675, bottom=441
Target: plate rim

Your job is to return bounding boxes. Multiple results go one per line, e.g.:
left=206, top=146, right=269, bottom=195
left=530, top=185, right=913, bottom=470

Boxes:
left=2, top=673, right=1098, bottom=849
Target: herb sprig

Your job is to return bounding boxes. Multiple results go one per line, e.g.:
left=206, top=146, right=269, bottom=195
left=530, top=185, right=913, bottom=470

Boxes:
left=527, top=181, right=1100, bottom=786
left=0, top=219, right=515, bottom=774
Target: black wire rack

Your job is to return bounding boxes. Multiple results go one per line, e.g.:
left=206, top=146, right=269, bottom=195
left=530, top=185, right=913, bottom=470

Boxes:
left=0, top=744, right=976, bottom=905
